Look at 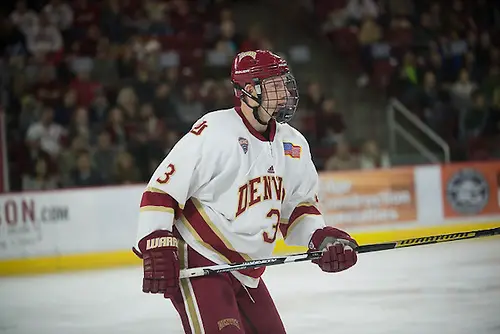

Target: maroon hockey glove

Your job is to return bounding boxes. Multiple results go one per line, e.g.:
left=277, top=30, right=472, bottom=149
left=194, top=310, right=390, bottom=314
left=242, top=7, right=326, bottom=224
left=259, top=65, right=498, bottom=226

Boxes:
left=133, top=230, right=180, bottom=298
left=309, top=227, right=358, bottom=273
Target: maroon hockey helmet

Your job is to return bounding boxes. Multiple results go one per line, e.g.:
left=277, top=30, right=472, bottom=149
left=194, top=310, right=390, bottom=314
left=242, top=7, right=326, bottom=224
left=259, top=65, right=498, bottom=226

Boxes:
left=231, top=50, right=299, bottom=124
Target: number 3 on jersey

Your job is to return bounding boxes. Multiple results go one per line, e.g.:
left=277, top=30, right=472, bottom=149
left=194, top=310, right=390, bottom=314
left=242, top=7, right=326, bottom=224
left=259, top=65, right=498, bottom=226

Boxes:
left=263, top=209, right=280, bottom=243
left=157, top=163, right=176, bottom=184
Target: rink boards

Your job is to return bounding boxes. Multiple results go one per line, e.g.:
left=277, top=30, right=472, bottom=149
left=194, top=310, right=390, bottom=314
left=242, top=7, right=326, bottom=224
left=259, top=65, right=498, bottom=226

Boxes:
left=1, top=161, right=500, bottom=276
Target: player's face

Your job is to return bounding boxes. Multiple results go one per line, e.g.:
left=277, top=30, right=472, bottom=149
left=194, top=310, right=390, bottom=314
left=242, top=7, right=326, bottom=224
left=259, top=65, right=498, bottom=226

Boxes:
left=259, top=75, right=292, bottom=121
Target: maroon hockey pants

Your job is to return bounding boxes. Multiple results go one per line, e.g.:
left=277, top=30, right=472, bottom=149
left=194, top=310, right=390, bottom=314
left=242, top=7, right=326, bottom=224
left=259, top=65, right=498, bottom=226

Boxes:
left=170, top=240, right=287, bottom=333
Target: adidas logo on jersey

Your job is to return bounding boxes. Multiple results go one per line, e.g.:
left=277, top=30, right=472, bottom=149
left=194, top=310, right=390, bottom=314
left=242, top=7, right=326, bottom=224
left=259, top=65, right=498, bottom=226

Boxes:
left=267, top=166, right=275, bottom=173
left=238, top=137, right=249, bottom=154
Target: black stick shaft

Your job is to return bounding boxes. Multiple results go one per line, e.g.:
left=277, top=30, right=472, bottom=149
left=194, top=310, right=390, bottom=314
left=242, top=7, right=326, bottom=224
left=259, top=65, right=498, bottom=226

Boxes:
left=179, top=226, right=500, bottom=279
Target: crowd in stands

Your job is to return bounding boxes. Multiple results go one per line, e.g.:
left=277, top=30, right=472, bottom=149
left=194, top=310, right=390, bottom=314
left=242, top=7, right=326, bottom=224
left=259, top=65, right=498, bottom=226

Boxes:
left=1, top=0, right=392, bottom=192
left=314, top=0, right=500, bottom=161
left=289, top=79, right=391, bottom=171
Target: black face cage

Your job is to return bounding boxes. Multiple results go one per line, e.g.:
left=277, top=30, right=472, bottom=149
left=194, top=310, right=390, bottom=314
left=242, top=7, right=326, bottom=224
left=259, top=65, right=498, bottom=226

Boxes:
left=259, top=73, right=299, bottom=124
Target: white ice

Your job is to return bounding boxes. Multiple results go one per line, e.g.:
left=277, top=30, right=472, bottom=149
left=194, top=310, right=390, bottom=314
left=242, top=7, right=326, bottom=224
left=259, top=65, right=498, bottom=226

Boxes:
left=1, top=237, right=500, bottom=334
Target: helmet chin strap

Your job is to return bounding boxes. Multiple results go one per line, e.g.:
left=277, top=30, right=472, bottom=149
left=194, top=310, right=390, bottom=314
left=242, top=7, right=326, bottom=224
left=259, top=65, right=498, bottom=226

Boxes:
left=240, top=84, right=273, bottom=126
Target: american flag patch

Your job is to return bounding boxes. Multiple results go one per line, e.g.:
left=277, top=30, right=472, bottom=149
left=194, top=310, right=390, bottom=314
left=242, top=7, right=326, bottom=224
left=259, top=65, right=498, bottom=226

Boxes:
left=283, top=142, right=301, bottom=158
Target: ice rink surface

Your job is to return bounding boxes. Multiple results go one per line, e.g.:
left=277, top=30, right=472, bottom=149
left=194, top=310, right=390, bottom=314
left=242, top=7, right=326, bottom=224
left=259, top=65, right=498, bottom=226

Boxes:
left=1, top=237, right=500, bottom=334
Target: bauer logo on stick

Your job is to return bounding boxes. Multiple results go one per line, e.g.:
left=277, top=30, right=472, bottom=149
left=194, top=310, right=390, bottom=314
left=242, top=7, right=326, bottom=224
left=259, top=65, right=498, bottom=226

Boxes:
left=446, top=168, right=489, bottom=215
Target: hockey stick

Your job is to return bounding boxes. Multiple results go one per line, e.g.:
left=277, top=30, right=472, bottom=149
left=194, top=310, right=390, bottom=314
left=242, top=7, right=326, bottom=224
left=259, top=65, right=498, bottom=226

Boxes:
left=179, top=226, right=500, bottom=279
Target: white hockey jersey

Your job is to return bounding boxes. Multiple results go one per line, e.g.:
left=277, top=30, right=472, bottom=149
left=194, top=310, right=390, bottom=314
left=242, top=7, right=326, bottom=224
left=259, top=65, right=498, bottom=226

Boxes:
left=135, top=107, right=326, bottom=287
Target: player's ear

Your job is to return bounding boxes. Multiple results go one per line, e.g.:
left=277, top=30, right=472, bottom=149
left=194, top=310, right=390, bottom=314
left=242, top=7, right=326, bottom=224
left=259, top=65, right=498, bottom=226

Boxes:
left=244, top=83, right=256, bottom=97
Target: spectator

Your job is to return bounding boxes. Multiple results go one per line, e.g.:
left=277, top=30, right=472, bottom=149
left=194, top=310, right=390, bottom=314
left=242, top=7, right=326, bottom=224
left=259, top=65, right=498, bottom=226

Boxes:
left=212, top=82, right=232, bottom=110
left=425, top=50, right=445, bottom=84
left=143, top=0, right=173, bottom=35
left=324, top=141, right=360, bottom=171
left=113, top=151, right=142, bottom=184
left=463, top=51, right=480, bottom=83
left=357, top=17, right=382, bottom=86
left=32, top=65, right=62, bottom=108
left=475, top=31, right=492, bottom=70
left=345, top=0, right=379, bottom=25
left=19, top=95, right=43, bottom=134
left=428, top=2, right=443, bottom=32
left=153, top=82, right=177, bottom=122
left=69, top=69, right=102, bottom=108
left=418, top=71, right=439, bottom=112
left=448, top=31, right=468, bottom=74
left=138, top=103, right=165, bottom=142
left=18, top=132, right=54, bottom=180
left=451, top=68, right=477, bottom=105
left=43, top=0, right=74, bottom=32
left=54, top=89, right=77, bottom=126
left=68, top=107, right=92, bottom=144
left=472, top=0, right=497, bottom=31
left=459, top=91, right=489, bottom=141
left=159, top=129, right=180, bottom=157
left=240, top=24, right=263, bottom=51
left=26, top=13, right=63, bottom=58
left=67, top=150, right=103, bottom=187
left=484, top=87, right=500, bottom=135
left=58, top=135, right=88, bottom=184
left=117, top=44, right=136, bottom=78
left=91, top=38, right=119, bottom=87
left=116, top=86, right=139, bottom=122
left=92, top=130, right=117, bottom=182
left=400, top=51, right=419, bottom=86
left=447, top=0, right=471, bottom=34
left=100, top=0, right=127, bottom=44
left=423, top=89, right=453, bottom=138
left=2, top=16, right=27, bottom=58
left=129, top=65, right=156, bottom=104
left=10, top=0, right=39, bottom=37
left=89, top=89, right=110, bottom=125
left=74, top=24, right=102, bottom=57
left=175, top=85, right=204, bottom=129
left=316, top=98, right=346, bottom=145
left=301, top=81, right=324, bottom=113
left=359, top=139, right=391, bottom=169
left=22, top=157, right=58, bottom=191
left=490, top=47, right=500, bottom=69
left=105, top=107, right=128, bottom=148
left=216, top=20, right=240, bottom=55
left=5, top=0, right=270, bottom=191
left=72, top=0, right=99, bottom=35
left=385, top=0, right=414, bottom=17
left=25, top=106, right=67, bottom=157
left=413, top=12, right=437, bottom=48
left=393, top=52, right=420, bottom=104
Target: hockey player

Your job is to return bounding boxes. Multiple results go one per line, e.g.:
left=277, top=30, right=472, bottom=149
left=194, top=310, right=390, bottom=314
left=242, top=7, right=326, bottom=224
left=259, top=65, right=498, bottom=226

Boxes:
left=133, top=50, right=358, bottom=333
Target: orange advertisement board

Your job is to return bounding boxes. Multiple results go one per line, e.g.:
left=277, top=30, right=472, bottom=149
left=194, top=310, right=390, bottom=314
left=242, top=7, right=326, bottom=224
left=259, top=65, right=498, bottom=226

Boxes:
left=318, top=168, right=417, bottom=229
left=441, top=161, right=500, bottom=218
